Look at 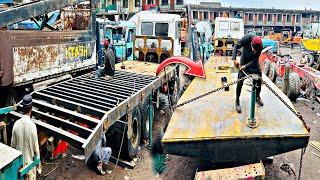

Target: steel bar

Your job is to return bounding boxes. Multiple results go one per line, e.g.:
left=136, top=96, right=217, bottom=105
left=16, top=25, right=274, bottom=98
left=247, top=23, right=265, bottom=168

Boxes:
left=74, top=77, right=145, bottom=92
left=17, top=105, right=92, bottom=138
left=0, top=0, right=88, bottom=27
left=50, top=85, right=118, bottom=106
left=66, top=80, right=135, bottom=96
left=116, top=71, right=158, bottom=80
left=46, top=87, right=115, bottom=109
left=9, top=111, right=86, bottom=150
left=59, top=82, right=127, bottom=101
left=40, top=89, right=111, bottom=112
left=83, top=76, right=151, bottom=87
left=33, top=92, right=105, bottom=118
left=32, top=99, right=100, bottom=128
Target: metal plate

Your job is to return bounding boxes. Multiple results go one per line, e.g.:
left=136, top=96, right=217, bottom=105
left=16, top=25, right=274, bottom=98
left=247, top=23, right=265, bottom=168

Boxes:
left=162, top=56, right=310, bottom=162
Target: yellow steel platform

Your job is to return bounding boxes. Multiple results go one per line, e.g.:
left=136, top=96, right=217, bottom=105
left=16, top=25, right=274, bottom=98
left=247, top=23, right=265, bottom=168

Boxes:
left=162, top=56, right=309, bottom=162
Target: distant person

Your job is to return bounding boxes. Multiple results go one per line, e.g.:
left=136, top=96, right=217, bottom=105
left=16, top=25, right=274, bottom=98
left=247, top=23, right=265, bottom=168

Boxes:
left=87, top=133, right=112, bottom=175
left=300, top=52, right=308, bottom=65
left=11, top=94, right=41, bottom=180
left=232, top=34, right=264, bottom=113
left=103, top=40, right=116, bottom=80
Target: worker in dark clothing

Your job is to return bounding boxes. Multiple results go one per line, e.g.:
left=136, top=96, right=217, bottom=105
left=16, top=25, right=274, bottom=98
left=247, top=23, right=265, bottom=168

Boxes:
left=87, top=133, right=111, bottom=175
left=232, top=34, right=264, bottom=113
left=103, top=40, right=115, bottom=80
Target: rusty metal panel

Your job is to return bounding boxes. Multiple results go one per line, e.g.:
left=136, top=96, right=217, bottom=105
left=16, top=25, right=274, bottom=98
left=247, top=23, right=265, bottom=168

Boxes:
left=194, top=161, right=265, bottom=180
left=61, top=9, right=91, bottom=31
left=0, top=0, right=89, bottom=27
left=6, top=30, right=96, bottom=86
left=0, top=31, right=13, bottom=86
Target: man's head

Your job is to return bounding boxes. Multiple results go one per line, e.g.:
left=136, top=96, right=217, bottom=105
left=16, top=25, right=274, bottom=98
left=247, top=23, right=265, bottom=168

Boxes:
left=251, top=36, right=263, bottom=54
left=103, top=40, right=109, bottom=48
left=22, top=94, right=32, bottom=115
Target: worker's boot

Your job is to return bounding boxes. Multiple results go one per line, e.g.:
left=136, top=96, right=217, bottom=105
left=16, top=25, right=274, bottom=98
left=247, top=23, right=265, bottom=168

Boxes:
left=235, top=99, right=241, bottom=113
left=256, top=96, right=264, bottom=106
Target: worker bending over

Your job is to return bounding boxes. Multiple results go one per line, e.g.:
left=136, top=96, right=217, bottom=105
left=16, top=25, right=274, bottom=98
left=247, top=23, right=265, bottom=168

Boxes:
left=11, top=94, right=41, bottom=180
left=232, top=34, right=264, bottom=113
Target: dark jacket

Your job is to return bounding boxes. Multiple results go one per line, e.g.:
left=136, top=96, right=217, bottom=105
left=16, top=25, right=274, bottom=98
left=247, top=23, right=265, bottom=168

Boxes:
left=232, top=34, right=262, bottom=73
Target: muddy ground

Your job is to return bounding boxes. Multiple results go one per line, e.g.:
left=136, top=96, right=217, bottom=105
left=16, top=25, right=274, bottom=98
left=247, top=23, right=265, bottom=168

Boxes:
left=40, top=46, right=320, bottom=180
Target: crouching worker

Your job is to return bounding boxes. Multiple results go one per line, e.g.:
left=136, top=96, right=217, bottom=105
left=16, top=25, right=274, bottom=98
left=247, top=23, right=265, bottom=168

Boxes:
left=95, top=40, right=116, bottom=80
left=87, top=133, right=112, bottom=175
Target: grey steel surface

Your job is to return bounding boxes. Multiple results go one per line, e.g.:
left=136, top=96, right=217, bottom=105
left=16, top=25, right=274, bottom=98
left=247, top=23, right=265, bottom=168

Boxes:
left=0, top=142, right=21, bottom=170
left=8, top=69, right=172, bottom=162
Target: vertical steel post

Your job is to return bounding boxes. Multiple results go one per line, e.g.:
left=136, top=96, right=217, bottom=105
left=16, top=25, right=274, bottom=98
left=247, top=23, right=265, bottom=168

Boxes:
left=250, top=85, right=256, bottom=120
left=148, top=94, right=153, bottom=149
left=283, top=62, right=290, bottom=95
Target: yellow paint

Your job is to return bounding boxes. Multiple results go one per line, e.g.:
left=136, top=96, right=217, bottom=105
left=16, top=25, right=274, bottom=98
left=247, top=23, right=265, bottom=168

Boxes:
left=129, top=0, right=133, bottom=12
left=301, top=39, right=320, bottom=51
left=66, top=45, right=88, bottom=59
left=162, top=56, right=310, bottom=144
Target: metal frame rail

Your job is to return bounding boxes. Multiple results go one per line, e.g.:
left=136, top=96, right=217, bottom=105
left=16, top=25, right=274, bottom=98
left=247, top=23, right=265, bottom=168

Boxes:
left=6, top=69, right=176, bottom=162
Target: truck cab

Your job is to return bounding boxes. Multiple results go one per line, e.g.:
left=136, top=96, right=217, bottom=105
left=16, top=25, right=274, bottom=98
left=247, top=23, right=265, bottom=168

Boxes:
left=96, top=19, right=136, bottom=65
left=133, top=13, right=181, bottom=63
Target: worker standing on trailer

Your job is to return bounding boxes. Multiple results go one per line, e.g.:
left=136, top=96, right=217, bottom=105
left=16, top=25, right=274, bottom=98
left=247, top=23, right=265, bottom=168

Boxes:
left=87, top=133, right=112, bottom=175
left=232, top=34, right=264, bottom=113
left=101, top=40, right=116, bottom=80
left=11, top=94, right=41, bottom=180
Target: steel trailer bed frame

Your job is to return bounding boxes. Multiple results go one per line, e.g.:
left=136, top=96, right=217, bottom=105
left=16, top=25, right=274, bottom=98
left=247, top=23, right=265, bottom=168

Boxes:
left=7, top=67, right=176, bottom=162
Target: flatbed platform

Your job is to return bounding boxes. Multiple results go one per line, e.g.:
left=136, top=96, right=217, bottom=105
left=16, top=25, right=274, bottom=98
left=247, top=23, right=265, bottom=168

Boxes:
left=7, top=61, right=176, bottom=162
left=162, top=56, right=309, bottom=162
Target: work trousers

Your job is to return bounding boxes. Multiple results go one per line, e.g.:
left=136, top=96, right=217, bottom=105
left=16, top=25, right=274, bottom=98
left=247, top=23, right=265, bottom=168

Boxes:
left=88, top=147, right=112, bottom=167
left=236, top=70, right=262, bottom=100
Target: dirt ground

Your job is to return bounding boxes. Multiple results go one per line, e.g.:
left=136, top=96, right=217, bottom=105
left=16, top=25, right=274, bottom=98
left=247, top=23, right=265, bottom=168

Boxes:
left=40, top=46, right=320, bottom=180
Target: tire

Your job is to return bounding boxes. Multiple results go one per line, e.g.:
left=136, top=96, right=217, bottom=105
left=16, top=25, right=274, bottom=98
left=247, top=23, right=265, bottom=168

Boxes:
left=268, top=62, right=277, bottom=83
left=139, top=96, right=153, bottom=141
left=121, top=106, right=141, bottom=160
left=263, top=59, right=271, bottom=76
left=287, top=72, right=301, bottom=101
left=307, top=54, right=314, bottom=67
left=169, top=74, right=180, bottom=106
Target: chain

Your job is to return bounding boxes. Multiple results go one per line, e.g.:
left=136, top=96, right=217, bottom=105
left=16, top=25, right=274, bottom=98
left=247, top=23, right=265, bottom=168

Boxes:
left=261, top=80, right=310, bottom=132
left=174, top=71, right=310, bottom=179
left=173, top=75, right=250, bottom=109
left=298, top=147, right=306, bottom=180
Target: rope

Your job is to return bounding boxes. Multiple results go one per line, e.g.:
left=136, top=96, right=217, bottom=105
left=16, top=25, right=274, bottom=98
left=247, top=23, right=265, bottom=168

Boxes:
left=39, top=153, right=58, bottom=178
left=111, top=77, right=139, bottom=179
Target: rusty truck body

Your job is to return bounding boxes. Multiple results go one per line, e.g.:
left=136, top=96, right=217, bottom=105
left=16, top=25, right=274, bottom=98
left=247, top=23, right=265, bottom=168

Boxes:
left=0, top=0, right=179, bottom=163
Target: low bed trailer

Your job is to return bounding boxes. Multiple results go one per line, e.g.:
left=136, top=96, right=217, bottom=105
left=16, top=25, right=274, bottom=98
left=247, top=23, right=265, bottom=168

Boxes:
left=162, top=56, right=309, bottom=177
left=4, top=62, right=176, bottom=162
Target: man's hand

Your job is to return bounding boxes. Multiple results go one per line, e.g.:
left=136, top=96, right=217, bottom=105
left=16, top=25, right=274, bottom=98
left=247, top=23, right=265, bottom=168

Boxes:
left=239, top=65, right=246, bottom=70
left=233, top=60, right=240, bottom=69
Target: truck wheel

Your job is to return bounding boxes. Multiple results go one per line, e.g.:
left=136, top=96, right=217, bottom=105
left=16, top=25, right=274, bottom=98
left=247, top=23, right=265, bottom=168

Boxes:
left=307, top=54, right=314, bottom=66
left=287, top=72, right=301, bottom=101
left=122, top=106, right=141, bottom=160
left=268, top=62, right=277, bottom=83
left=139, top=96, right=153, bottom=141
left=263, top=59, right=271, bottom=76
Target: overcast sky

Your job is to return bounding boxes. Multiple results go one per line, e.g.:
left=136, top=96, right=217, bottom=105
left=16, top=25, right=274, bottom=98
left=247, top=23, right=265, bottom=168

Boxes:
left=186, top=0, right=320, bottom=10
